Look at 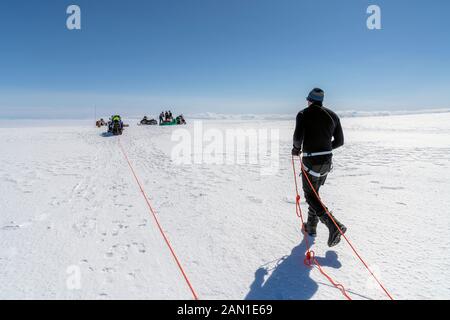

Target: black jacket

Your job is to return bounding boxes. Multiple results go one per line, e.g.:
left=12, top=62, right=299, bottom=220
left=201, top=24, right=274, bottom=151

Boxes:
left=293, top=103, right=344, bottom=154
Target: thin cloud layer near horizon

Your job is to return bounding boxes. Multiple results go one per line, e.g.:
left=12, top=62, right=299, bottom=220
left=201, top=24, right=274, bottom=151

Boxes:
left=0, top=0, right=449, bottom=118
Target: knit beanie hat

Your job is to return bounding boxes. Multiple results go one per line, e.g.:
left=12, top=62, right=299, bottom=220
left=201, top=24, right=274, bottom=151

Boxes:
left=307, top=88, right=325, bottom=103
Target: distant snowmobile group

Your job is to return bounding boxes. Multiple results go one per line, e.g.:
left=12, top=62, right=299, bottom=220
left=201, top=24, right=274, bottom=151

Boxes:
left=139, top=111, right=186, bottom=126
left=95, top=111, right=186, bottom=135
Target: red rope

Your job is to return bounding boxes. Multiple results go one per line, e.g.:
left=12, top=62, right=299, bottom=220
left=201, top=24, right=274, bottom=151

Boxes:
left=292, top=157, right=352, bottom=300
left=293, top=155, right=394, bottom=300
left=118, top=138, right=199, bottom=300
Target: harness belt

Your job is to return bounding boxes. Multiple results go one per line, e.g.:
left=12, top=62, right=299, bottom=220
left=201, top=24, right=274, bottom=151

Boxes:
left=302, top=151, right=333, bottom=157
left=303, top=165, right=329, bottom=178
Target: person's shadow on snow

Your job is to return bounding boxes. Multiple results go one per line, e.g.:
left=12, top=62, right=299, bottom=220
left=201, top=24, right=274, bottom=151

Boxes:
left=245, top=237, right=342, bottom=300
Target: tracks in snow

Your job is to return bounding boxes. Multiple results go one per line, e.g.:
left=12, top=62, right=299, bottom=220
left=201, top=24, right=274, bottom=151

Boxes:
left=73, top=130, right=193, bottom=299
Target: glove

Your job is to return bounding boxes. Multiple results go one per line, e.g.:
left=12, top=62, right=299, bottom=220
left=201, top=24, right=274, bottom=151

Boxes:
left=292, top=147, right=301, bottom=156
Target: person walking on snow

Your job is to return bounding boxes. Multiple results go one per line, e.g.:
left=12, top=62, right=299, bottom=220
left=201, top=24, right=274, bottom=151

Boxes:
left=292, top=88, right=346, bottom=247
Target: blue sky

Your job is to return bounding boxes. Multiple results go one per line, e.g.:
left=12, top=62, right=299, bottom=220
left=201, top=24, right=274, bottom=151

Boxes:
left=0, top=0, right=449, bottom=118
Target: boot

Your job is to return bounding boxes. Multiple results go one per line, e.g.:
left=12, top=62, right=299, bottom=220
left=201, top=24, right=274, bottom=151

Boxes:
left=319, top=213, right=347, bottom=247
left=303, top=212, right=319, bottom=237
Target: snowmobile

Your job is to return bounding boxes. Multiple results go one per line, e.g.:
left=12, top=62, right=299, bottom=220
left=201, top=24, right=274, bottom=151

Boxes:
left=176, top=115, right=186, bottom=125
left=107, top=115, right=124, bottom=135
left=139, top=116, right=158, bottom=126
left=159, top=119, right=178, bottom=126
left=96, top=118, right=107, bottom=127
left=159, top=115, right=186, bottom=126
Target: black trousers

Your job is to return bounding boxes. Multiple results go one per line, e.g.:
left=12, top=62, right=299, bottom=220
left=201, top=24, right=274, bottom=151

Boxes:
left=301, top=157, right=332, bottom=218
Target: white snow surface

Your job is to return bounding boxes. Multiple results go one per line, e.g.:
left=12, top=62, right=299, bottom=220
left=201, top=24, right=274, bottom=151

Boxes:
left=1, top=112, right=449, bottom=300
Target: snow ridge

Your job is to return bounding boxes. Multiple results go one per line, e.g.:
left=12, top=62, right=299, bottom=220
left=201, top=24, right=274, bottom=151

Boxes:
left=187, top=109, right=450, bottom=120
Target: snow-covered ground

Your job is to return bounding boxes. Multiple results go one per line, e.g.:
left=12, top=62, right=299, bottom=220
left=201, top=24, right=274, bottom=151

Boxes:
left=1, top=112, right=449, bottom=300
